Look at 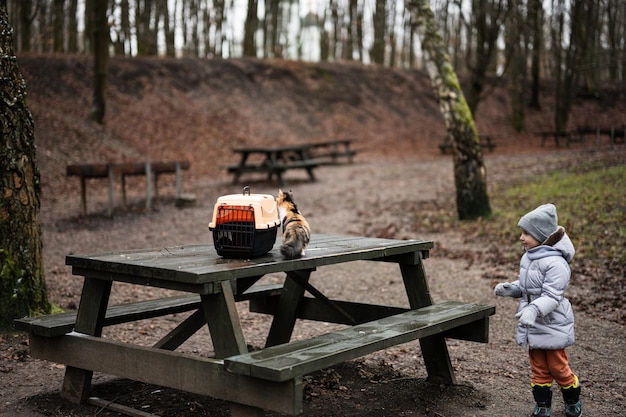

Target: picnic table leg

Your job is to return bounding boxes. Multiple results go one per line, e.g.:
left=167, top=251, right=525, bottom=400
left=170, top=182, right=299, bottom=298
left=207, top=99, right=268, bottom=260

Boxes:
left=305, top=166, right=316, bottom=182
left=275, top=169, right=286, bottom=187
left=145, top=162, right=153, bottom=210
left=107, top=164, right=114, bottom=217
left=399, top=259, right=456, bottom=385
left=233, top=153, right=250, bottom=184
left=175, top=162, right=182, bottom=198
left=121, top=175, right=127, bottom=208
left=201, top=280, right=247, bottom=358
left=80, top=176, right=87, bottom=216
left=61, top=277, right=112, bottom=403
left=265, top=269, right=312, bottom=347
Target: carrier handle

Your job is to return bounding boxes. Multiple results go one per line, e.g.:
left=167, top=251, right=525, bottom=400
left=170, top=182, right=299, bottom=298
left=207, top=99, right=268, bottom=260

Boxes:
left=243, top=185, right=251, bottom=196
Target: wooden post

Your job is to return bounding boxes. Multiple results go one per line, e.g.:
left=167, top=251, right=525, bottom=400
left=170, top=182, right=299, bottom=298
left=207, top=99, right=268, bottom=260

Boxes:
left=61, top=277, right=112, bottom=403
left=265, top=270, right=311, bottom=347
left=80, top=176, right=87, bottom=216
left=107, top=164, right=114, bottom=217
left=400, top=254, right=456, bottom=385
left=145, top=162, right=152, bottom=210
left=121, top=174, right=127, bottom=208
left=175, top=161, right=182, bottom=198
left=201, top=280, right=247, bottom=358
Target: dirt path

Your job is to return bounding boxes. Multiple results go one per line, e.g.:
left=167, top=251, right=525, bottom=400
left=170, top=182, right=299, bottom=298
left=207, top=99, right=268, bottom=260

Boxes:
left=2, top=148, right=625, bottom=417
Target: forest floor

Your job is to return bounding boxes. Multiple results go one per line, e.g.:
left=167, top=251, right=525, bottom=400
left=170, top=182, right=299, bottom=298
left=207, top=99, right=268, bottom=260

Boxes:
left=2, top=147, right=626, bottom=417
left=1, top=55, right=625, bottom=417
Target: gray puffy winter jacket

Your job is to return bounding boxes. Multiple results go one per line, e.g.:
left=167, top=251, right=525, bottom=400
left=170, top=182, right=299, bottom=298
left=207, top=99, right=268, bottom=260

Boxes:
left=509, top=227, right=576, bottom=349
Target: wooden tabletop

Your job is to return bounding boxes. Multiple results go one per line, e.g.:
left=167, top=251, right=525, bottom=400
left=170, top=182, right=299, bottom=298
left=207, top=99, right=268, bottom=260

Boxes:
left=232, top=144, right=314, bottom=154
left=66, top=234, right=433, bottom=286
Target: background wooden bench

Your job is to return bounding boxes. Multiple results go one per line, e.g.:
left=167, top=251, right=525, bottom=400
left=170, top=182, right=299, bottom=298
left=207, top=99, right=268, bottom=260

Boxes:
left=439, top=136, right=496, bottom=154
left=66, top=160, right=190, bottom=216
left=576, top=125, right=626, bottom=146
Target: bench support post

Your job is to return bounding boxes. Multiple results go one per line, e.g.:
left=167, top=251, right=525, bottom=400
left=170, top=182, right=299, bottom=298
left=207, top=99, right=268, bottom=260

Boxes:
left=265, top=270, right=312, bottom=347
left=80, top=177, right=87, bottom=216
left=145, top=162, right=153, bottom=209
left=399, top=259, right=456, bottom=385
left=202, top=280, right=248, bottom=358
left=107, top=164, right=114, bottom=217
left=61, top=277, right=112, bottom=403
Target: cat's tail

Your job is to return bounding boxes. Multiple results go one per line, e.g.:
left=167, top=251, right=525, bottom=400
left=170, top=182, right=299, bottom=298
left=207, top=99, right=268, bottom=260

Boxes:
left=280, top=240, right=304, bottom=259
left=280, top=230, right=308, bottom=259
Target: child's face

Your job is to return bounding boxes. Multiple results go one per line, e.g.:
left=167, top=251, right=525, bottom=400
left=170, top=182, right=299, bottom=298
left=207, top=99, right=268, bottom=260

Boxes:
left=519, top=228, right=540, bottom=250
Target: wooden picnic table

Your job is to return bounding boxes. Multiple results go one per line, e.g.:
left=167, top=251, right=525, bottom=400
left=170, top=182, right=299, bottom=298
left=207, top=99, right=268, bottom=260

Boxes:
left=227, top=141, right=356, bottom=186
left=229, top=144, right=318, bottom=186
left=16, top=234, right=494, bottom=417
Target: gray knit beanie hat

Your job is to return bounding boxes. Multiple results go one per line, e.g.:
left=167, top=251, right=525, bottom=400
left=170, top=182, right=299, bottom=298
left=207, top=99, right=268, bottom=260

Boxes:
left=518, top=203, right=558, bottom=244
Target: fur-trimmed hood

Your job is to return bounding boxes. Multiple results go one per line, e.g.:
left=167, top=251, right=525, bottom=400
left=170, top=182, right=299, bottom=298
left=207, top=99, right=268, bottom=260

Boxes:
left=526, top=226, right=575, bottom=264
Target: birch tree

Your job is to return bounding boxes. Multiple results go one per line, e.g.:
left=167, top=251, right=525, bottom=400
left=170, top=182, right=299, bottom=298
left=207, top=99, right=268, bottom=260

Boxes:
left=407, top=0, right=491, bottom=220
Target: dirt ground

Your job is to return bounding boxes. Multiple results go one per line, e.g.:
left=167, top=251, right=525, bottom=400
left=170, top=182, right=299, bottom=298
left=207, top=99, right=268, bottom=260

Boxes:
left=2, top=146, right=626, bottom=417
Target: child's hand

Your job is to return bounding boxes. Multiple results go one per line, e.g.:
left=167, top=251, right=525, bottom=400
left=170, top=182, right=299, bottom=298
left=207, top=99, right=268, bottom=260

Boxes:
left=516, top=306, right=538, bottom=327
left=494, top=282, right=520, bottom=297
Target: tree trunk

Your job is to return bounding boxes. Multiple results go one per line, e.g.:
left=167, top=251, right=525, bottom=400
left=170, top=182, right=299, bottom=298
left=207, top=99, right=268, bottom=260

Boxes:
left=20, top=0, right=33, bottom=52
left=506, top=0, right=526, bottom=132
left=243, top=0, right=258, bottom=56
left=371, top=0, right=385, bottom=64
left=528, top=0, right=542, bottom=109
left=465, top=0, right=505, bottom=116
left=407, top=0, right=491, bottom=220
left=0, top=4, right=51, bottom=329
left=53, top=0, right=64, bottom=52
left=68, top=0, right=79, bottom=52
left=89, top=0, right=109, bottom=124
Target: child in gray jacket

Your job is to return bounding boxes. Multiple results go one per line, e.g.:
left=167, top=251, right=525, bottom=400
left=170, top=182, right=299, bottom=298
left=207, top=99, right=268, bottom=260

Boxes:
left=495, top=203, right=582, bottom=417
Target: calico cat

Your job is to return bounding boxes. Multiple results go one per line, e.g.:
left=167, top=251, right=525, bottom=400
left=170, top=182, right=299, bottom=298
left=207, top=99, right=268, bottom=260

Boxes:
left=276, top=189, right=311, bottom=259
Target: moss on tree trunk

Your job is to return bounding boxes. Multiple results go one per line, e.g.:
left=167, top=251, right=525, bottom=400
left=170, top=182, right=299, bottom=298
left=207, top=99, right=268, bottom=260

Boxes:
left=407, top=0, right=491, bottom=220
left=0, top=5, right=51, bottom=329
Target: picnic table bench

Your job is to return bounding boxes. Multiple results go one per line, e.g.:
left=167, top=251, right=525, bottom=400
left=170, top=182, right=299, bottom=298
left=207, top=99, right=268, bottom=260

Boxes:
left=66, top=160, right=190, bottom=216
left=16, top=235, right=495, bottom=416
left=439, top=135, right=496, bottom=154
left=227, top=140, right=356, bottom=186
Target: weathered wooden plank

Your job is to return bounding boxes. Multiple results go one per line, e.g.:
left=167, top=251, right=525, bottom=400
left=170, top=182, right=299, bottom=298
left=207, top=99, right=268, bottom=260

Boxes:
left=67, top=161, right=190, bottom=178
left=225, top=302, right=495, bottom=382
left=67, top=164, right=110, bottom=177
left=65, top=236, right=433, bottom=285
left=29, top=333, right=302, bottom=415
left=15, top=284, right=283, bottom=337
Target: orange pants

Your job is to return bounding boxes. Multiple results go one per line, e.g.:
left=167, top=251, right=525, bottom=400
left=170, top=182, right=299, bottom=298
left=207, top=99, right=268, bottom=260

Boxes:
left=529, top=348, right=577, bottom=387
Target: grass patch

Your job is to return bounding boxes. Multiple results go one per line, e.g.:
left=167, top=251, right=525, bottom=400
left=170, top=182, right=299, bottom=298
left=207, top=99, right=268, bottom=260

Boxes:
left=487, top=165, right=626, bottom=264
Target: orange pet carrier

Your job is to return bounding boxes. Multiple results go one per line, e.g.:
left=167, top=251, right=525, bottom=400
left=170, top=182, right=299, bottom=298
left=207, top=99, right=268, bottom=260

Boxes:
left=208, top=186, right=280, bottom=258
